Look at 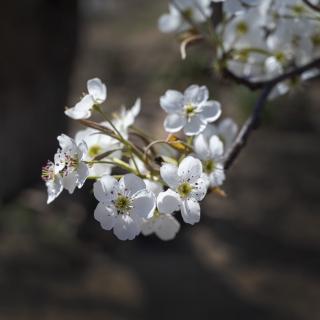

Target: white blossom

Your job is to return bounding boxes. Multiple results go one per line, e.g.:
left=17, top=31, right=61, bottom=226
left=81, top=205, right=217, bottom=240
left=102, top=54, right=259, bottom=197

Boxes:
left=194, top=133, right=225, bottom=188
left=158, top=0, right=212, bottom=33
left=54, top=134, right=89, bottom=194
left=160, top=156, right=207, bottom=225
left=65, top=78, right=107, bottom=120
left=141, top=181, right=181, bottom=241
left=41, top=160, right=63, bottom=204
left=160, top=85, right=221, bottom=136
left=111, top=98, right=141, bottom=139
left=93, top=174, right=156, bottom=240
left=75, top=127, right=121, bottom=177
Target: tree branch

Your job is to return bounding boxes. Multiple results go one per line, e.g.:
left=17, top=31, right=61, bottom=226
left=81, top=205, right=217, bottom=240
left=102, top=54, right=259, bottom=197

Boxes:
left=224, top=84, right=274, bottom=170
left=302, top=0, right=320, bottom=12
left=223, top=58, right=320, bottom=90
left=223, top=57, right=320, bottom=170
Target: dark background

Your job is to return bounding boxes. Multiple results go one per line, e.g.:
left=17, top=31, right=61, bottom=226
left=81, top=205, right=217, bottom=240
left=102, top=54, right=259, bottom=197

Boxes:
left=0, top=1, right=320, bottom=319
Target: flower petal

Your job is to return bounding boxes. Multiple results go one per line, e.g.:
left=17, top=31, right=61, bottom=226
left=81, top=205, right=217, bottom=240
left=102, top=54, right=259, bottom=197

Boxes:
left=209, top=135, right=224, bottom=159
left=178, top=156, right=202, bottom=183
left=190, top=177, right=207, bottom=201
left=65, top=94, right=94, bottom=120
left=155, top=214, right=180, bottom=241
left=131, top=190, right=156, bottom=219
left=141, top=219, right=155, bottom=236
left=160, top=163, right=179, bottom=189
left=62, top=171, right=78, bottom=194
left=87, top=78, right=107, bottom=103
left=160, top=90, right=184, bottom=113
left=113, top=214, right=141, bottom=240
left=181, top=198, right=201, bottom=225
left=46, top=178, right=63, bottom=204
left=157, top=189, right=181, bottom=214
left=76, top=162, right=89, bottom=188
left=164, top=114, right=186, bottom=133
left=199, top=100, right=221, bottom=123
left=119, top=174, right=146, bottom=197
left=184, top=85, right=209, bottom=104
left=209, top=163, right=225, bottom=187
left=183, top=115, right=206, bottom=136
left=93, top=175, right=119, bottom=203
left=94, top=202, right=116, bottom=230
left=144, top=180, right=163, bottom=197
left=158, top=10, right=181, bottom=33
left=194, top=134, right=210, bottom=160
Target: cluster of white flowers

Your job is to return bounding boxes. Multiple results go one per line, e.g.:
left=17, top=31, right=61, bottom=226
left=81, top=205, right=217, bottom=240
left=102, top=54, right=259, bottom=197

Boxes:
left=159, top=0, right=320, bottom=98
left=42, top=78, right=237, bottom=241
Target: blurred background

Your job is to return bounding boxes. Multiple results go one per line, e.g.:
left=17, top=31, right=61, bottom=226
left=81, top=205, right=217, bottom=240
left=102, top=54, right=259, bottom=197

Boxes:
left=1, top=1, right=320, bottom=319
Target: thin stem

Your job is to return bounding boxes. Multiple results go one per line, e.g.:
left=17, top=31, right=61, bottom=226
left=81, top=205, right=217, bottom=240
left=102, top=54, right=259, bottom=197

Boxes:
left=223, top=84, right=275, bottom=170
left=223, top=57, right=320, bottom=90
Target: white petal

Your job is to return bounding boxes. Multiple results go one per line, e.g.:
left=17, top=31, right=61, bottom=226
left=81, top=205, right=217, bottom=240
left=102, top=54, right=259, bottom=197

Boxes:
left=209, top=135, right=224, bottom=159
left=113, top=214, right=141, bottom=240
left=160, top=90, right=184, bottom=113
left=155, top=214, right=180, bottom=241
left=224, top=0, right=243, bottom=14
left=178, top=156, right=202, bottom=183
left=77, top=141, right=88, bottom=160
left=218, top=118, right=238, bottom=149
left=131, top=98, right=141, bottom=117
left=94, top=203, right=116, bottom=230
left=119, top=174, right=145, bottom=197
left=190, top=177, right=207, bottom=201
left=76, top=162, right=89, bottom=188
left=184, top=85, right=209, bottom=104
left=181, top=198, right=201, bottom=225
left=141, top=219, right=155, bottom=236
left=199, top=100, right=221, bottom=123
left=160, top=163, right=179, bottom=189
left=183, top=115, right=206, bottom=136
left=209, top=163, right=225, bottom=187
left=46, top=177, right=63, bottom=204
left=62, top=171, right=78, bottom=194
left=65, top=95, right=94, bottom=120
left=194, top=134, right=210, bottom=160
left=93, top=175, right=119, bottom=203
left=57, top=134, right=75, bottom=150
left=131, top=190, right=156, bottom=219
left=87, top=78, right=107, bottom=103
left=158, top=12, right=181, bottom=33
left=144, top=180, right=163, bottom=197
left=164, top=114, right=186, bottom=133
left=157, top=190, right=181, bottom=214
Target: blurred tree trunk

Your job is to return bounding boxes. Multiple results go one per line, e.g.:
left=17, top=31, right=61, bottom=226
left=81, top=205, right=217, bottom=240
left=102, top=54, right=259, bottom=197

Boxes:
left=0, top=0, right=78, bottom=202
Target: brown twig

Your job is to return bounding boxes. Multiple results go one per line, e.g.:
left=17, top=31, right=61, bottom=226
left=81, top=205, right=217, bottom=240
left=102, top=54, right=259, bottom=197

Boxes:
left=223, top=58, right=320, bottom=90
left=302, top=0, right=320, bottom=12
left=223, top=57, right=320, bottom=170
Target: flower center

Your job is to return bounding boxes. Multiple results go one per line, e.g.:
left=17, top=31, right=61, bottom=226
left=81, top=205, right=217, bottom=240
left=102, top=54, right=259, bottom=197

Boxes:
left=203, top=160, right=216, bottom=174
left=275, top=51, right=286, bottom=64
left=184, top=104, right=197, bottom=118
left=88, top=144, right=102, bottom=158
left=312, top=33, right=320, bottom=47
left=182, top=8, right=193, bottom=20
left=41, top=161, right=55, bottom=182
left=236, top=21, right=248, bottom=35
left=291, top=4, right=305, bottom=15
left=177, top=182, right=192, bottom=199
left=115, top=195, right=133, bottom=214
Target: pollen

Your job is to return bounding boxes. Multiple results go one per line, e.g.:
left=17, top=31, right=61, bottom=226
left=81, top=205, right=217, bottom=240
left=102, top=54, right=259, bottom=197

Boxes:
left=89, top=144, right=102, bottom=158
left=236, top=21, right=248, bottom=35
left=203, top=160, right=216, bottom=174
left=184, top=104, right=197, bottom=118
left=177, top=182, right=192, bottom=198
left=115, top=195, right=133, bottom=214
